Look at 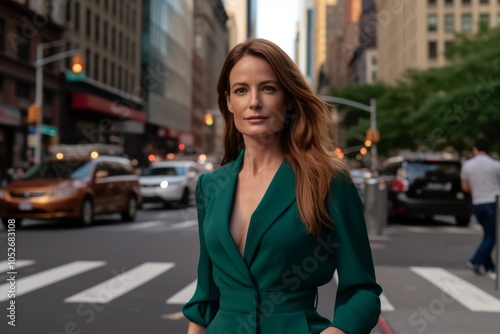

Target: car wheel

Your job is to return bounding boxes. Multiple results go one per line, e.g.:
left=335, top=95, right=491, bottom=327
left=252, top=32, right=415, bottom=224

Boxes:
left=1, top=218, right=22, bottom=229
left=121, top=196, right=137, bottom=222
left=180, top=188, right=190, bottom=206
left=455, top=215, right=470, bottom=227
left=79, top=198, right=94, bottom=226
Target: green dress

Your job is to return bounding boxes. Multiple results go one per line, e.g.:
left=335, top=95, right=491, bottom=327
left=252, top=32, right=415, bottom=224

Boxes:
left=183, top=149, right=382, bottom=333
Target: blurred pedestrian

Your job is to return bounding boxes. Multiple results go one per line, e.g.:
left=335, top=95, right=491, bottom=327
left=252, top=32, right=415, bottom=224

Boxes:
left=461, top=138, right=500, bottom=275
left=183, top=38, right=381, bottom=334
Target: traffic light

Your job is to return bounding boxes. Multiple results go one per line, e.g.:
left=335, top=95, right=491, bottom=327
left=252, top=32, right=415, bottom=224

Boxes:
left=27, top=104, right=41, bottom=124
left=71, top=54, right=85, bottom=74
left=365, top=129, right=380, bottom=143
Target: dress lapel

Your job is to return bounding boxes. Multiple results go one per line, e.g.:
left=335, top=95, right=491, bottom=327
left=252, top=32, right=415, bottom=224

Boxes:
left=243, top=160, right=297, bottom=264
left=212, top=149, right=253, bottom=285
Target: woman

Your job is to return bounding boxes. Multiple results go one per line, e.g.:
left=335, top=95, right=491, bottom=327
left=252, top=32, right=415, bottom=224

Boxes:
left=183, top=38, right=382, bottom=334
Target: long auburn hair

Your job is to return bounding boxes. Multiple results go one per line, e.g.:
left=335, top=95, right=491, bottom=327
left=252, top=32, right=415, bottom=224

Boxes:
left=216, top=38, right=347, bottom=236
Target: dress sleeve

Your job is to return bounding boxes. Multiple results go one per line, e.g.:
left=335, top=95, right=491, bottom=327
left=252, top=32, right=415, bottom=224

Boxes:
left=182, top=174, right=220, bottom=326
left=328, top=173, right=382, bottom=334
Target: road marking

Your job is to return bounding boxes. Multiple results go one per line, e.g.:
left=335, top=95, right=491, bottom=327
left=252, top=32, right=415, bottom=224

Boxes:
left=65, top=262, right=175, bottom=304
left=0, top=259, right=35, bottom=272
left=125, top=221, right=165, bottom=230
left=166, top=280, right=197, bottom=304
left=162, top=312, right=185, bottom=320
left=0, top=261, right=106, bottom=302
left=411, top=267, right=500, bottom=312
left=333, top=270, right=394, bottom=311
left=170, top=220, right=197, bottom=229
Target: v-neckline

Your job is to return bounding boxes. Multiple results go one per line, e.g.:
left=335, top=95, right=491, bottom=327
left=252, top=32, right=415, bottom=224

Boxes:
left=228, top=160, right=284, bottom=261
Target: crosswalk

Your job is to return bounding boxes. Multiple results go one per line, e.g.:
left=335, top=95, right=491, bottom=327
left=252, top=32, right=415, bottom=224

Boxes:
left=0, top=260, right=498, bottom=314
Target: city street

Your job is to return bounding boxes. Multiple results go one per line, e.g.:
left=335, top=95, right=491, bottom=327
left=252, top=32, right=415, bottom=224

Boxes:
left=0, top=207, right=499, bottom=334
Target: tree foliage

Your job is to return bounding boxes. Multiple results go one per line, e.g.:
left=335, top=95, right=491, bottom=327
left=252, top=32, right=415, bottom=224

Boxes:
left=329, top=25, right=500, bottom=158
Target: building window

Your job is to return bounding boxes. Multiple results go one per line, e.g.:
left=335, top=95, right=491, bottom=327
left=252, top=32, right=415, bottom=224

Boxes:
left=111, top=63, right=115, bottom=86
left=445, top=14, right=455, bottom=32
left=113, top=0, right=117, bottom=17
left=103, top=22, right=108, bottom=48
left=445, top=0, right=453, bottom=5
left=103, top=58, right=107, bottom=84
left=428, top=14, right=438, bottom=32
left=16, top=26, right=30, bottom=61
left=86, top=9, right=91, bottom=37
left=65, top=0, right=71, bottom=26
left=462, top=0, right=471, bottom=4
left=118, top=66, right=122, bottom=90
left=480, top=13, right=490, bottom=24
left=105, top=0, right=108, bottom=10
left=372, top=56, right=377, bottom=65
left=462, top=14, right=472, bottom=32
left=0, top=74, right=4, bottom=92
left=118, top=32, right=122, bottom=56
left=85, top=48, right=91, bottom=75
left=75, top=3, right=80, bottom=31
left=94, top=54, right=99, bottom=80
left=111, top=27, right=116, bottom=53
left=44, top=90, right=54, bottom=106
left=95, top=15, right=100, bottom=43
left=428, top=41, right=438, bottom=59
left=428, top=0, right=436, bottom=5
left=480, top=0, right=489, bottom=4
left=372, top=71, right=377, bottom=81
left=16, top=80, right=31, bottom=99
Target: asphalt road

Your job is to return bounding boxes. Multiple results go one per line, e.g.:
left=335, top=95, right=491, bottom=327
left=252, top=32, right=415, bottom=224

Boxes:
left=0, top=206, right=499, bottom=334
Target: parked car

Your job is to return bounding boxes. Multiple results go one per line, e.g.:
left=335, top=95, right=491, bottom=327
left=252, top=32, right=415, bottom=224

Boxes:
left=139, top=160, right=201, bottom=207
left=0, top=156, right=141, bottom=228
left=380, top=153, right=472, bottom=226
left=350, top=168, right=373, bottom=194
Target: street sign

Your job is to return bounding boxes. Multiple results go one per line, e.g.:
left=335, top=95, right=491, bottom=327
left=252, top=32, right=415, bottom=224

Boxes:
left=41, top=124, right=58, bottom=136
left=65, top=71, right=87, bottom=82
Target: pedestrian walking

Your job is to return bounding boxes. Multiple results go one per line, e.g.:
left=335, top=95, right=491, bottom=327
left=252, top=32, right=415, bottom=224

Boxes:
left=461, top=138, right=500, bottom=275
left=183, top=38, right=381, bottom=334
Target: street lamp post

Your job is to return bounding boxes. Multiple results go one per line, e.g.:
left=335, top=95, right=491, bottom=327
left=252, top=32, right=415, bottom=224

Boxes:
left=319, top=95, right=379, bottom=171
left=33, top=40, right=81, bottom=165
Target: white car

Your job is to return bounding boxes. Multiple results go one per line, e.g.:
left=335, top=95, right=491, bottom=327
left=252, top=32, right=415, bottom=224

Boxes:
left=139, top=160, right=201, bottom=207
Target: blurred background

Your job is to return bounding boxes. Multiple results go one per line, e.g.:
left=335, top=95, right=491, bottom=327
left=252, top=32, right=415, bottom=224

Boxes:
left=0, top=1, right=500, bottom=333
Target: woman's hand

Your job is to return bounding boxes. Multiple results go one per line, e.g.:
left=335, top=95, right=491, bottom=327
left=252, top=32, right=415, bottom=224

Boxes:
left=187, top=321, right=205, bottom=334
left=320, top=327, right=347, bottom=334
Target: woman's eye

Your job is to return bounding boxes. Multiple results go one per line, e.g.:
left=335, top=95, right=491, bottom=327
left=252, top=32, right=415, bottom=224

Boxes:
left=234, top=88, right=246, bottom=94
left=262, top=86, right=275, bottom=92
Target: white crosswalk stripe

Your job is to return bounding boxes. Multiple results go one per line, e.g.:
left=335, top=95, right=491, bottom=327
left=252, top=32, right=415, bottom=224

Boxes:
left=64, top=262, right=175, bottom=304
left=1, top=261, right=499, bottom=314
left=0, top=259, right=35, bottom=272
left=0, top=261, right=106, bottom=302
left=166, top=279, right=197, bottom=304
left=410, top=267, right=500, bottom=312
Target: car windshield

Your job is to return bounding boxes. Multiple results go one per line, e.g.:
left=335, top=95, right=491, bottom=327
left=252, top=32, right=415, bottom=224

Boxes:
left=142, top=166, right=186, bottom=176
left=23, top=160, right=92, bottom=180
left=405, top=161, right=460, bottom=183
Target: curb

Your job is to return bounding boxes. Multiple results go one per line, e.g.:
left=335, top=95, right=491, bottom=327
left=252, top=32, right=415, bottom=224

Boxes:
left=377, top=314, right=394, bottom=334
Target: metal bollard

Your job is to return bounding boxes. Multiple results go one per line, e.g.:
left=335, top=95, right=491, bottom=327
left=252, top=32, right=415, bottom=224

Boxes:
left=364, top=178, right=382, bottom=236
left=496, top=195, right=500, bottom=290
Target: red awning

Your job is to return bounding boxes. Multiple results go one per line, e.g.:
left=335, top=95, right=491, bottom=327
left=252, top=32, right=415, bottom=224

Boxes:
left=71, top=92, right=146, bottom=123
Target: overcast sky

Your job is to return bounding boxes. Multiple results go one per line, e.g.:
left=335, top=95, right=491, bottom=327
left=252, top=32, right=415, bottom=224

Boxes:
left=256, top=0, right=301, bottom=61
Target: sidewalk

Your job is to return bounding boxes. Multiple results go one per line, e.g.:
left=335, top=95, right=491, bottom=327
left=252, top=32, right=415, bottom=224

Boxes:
left=371, top=315, right=394, bottom=334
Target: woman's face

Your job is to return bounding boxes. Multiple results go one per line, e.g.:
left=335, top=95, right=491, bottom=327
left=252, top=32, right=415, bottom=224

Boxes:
left=226, top=55, right=287, bottom=141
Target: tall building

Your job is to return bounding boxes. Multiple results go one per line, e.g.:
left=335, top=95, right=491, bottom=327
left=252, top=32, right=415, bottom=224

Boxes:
left=194, top=0, right=229, bottom=160
left=314, top=0, right=338, bottom=89
left=247, top=0, right=257, bottom=38
left=0, top=0, right=64, bottom=172
left=61, top=0, right=145, bottom=162
left=225, top=0, right=248, bottom=47
left=377, top=0, right=500, bottom=84
left=141, top=0, right=193, bottom=160
left=348, top=0, right=378, bottom=85
left=323, top=0, right=362, bottom=91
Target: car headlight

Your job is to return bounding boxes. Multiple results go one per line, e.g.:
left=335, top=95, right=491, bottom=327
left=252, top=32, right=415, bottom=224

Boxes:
left=51, top=189, right=78, bottom=197
left=160, top=181, right=169, bottom=189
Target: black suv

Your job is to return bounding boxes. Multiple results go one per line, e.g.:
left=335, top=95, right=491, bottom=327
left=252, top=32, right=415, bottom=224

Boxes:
left=380, top=153, right=472, bottom=226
